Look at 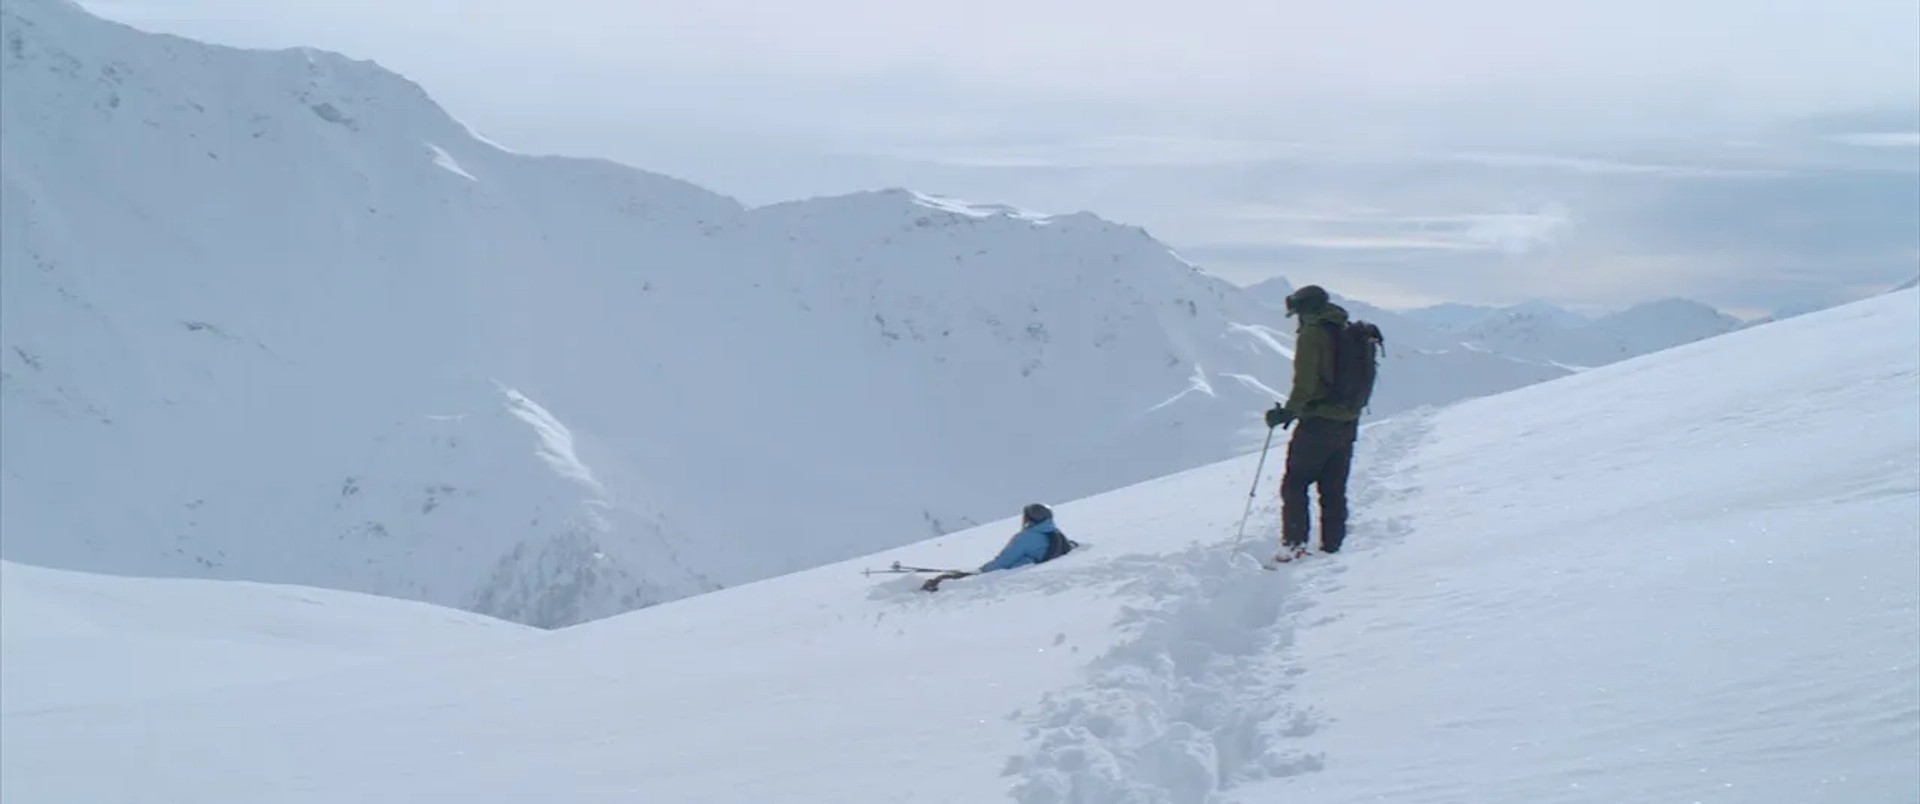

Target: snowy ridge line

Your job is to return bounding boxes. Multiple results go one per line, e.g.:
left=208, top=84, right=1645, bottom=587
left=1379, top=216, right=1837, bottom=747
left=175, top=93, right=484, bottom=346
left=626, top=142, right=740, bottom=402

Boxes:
left=907, top=189, right=1054, bottom=223
left=1001, top=411, right=1433, bottom=802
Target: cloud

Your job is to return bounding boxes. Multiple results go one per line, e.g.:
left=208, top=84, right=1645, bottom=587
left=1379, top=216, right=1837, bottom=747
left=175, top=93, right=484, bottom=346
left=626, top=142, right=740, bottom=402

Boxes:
left=1219, top=206, right=1573, bottom=255
left=1074, top=135, right=1918, bottom=314
left=1438, top=151, right=1790, bottom=179
left=79, top=0, right=1920, bottom=128
left=864, top=137, right=1320, bottom=169
left=857, top=132, right=1838, bottom=185
left=1456, top=209, right=1573, bottom=254
left=1829, top=132, right=1920, bottom=148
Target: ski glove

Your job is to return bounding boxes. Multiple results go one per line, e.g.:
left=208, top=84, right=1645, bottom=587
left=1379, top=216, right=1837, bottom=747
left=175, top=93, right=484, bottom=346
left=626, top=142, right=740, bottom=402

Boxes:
left=1265, top=404, right=1295, bottom=430
left=920, top=571, right=971, bottom=593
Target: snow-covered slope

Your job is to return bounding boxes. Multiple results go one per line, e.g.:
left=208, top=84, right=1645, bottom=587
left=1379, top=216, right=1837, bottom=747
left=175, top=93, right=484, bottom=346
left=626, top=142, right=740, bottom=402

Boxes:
left=0, top=0, right=1609, bottom=628
left=0, top=559, right=535, bottom=714
left=7, top=288, right=1914, bottom=803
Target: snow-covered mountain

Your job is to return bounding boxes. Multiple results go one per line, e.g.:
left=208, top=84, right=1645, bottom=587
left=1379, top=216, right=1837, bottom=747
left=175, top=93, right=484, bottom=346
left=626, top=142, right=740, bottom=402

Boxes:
left=0, top=0, right=1560, bottom=629
left=7, top=288, right=1914, bottom=803
left=1405, top=301, right=1500, bottom=329
left=1, top=0, right=738, bottom=625
left=1241, top=275, right=1294, bottom=307
left=1407, top=299, right=1593, bottom=332
left=1421, top=296, right=1744, bottom=369
left=1754, top=299, right=1843, bottom=325
left=1407, top=300, right=1574, bottom=332
left=1585, top=297, right=1746, bottom=358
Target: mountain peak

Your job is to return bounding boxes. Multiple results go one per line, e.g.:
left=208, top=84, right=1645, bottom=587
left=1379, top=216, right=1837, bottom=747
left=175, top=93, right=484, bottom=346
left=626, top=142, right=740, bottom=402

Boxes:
left=902, top=189, right=1056, bottom=224
left=1602, top=297, right=1740, bottom=327
left=1242, top=276, right=1296, bottom=308
left=1502, top=299, right=1590, bottom=325
left=794, top=187, right=1120, bottom=231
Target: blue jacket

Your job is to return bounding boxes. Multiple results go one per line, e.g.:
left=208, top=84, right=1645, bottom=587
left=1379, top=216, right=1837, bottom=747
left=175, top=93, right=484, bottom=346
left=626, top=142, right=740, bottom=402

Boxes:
left=979, top=520, right=1059, bottom=573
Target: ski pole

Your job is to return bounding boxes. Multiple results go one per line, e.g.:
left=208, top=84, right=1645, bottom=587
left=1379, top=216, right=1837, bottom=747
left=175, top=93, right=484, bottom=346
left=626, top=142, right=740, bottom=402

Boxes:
left=1233, top=426, right=1277, bottom=547
left=862, top=561, right=967, bottom=576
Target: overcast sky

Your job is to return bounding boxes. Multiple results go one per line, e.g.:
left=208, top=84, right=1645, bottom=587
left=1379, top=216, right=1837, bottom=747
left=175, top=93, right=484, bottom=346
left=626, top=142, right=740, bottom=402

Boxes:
left=81, top=0, right=1920, bottom=315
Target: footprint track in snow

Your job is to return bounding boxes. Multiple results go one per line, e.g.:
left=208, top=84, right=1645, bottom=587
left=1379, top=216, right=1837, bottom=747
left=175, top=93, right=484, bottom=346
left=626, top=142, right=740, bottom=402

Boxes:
left=1000, top=543, right=1324, bottom=803
left=999, top=408, right=1437, bottom=803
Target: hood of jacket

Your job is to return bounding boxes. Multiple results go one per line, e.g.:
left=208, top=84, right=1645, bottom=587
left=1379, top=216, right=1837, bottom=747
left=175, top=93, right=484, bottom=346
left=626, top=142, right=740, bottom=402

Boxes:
left=1296, top=300, right=1350, bottom=329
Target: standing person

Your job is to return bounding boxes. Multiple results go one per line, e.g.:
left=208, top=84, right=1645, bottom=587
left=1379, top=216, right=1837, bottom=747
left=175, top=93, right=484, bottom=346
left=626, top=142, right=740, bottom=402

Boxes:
left=1263, top=285, right=1381, bottom=563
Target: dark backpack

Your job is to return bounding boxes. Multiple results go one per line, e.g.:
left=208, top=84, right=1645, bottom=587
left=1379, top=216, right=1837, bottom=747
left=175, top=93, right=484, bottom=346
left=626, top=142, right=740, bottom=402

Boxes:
left=1324, top=320, right=1384, bottom=412
left=1041, top=528, right=1078, bottom=562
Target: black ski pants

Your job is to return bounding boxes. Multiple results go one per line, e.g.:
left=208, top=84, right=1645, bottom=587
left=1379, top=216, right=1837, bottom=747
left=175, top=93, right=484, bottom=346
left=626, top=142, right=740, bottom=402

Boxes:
left=1280, top=417, right=1358, bottom=551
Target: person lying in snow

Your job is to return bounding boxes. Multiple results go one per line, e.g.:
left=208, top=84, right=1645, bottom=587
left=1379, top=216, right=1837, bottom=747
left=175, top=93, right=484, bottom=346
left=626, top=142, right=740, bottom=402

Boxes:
left=921, top=503, right=1078, bottom=592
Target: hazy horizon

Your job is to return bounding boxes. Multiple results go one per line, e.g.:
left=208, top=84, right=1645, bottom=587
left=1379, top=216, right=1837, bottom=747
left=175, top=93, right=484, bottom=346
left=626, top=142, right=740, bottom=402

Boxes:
left=74, top=0, right=1920, bottom=317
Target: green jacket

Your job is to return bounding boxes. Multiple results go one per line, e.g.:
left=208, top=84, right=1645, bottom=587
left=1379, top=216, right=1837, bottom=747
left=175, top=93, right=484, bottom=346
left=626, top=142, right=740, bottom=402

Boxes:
left=1283, top=302, right=1362, bottom=422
